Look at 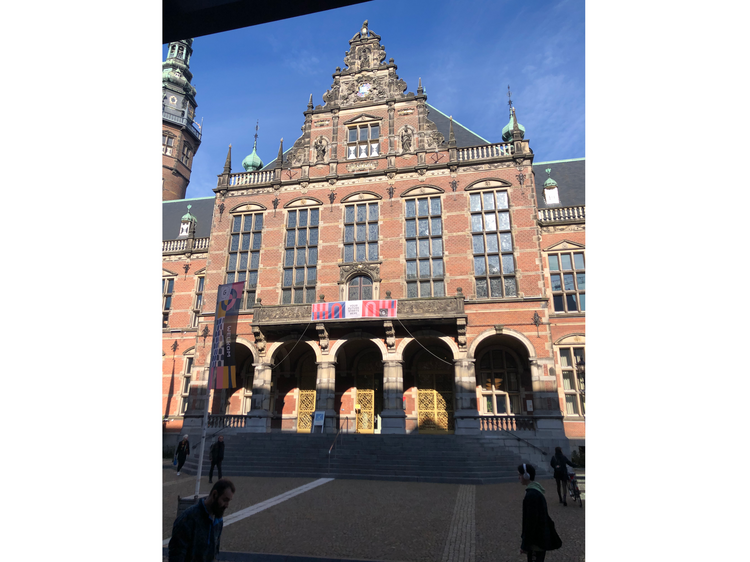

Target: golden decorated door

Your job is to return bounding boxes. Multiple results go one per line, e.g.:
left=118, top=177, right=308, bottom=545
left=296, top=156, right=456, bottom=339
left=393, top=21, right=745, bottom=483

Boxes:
left=354, top=351, right=382, bottom=434
left=417, top=357, right=455, bottom=433
left=297, top=367, right=316, bottom=433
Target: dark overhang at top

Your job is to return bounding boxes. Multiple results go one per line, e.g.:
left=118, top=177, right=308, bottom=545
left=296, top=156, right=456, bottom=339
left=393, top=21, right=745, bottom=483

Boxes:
left=163, top=0, right=373, bottom=44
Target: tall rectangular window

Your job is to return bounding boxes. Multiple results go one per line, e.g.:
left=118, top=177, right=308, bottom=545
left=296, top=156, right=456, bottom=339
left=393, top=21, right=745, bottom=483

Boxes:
left=226, top=213, right=264, bottom=309
left=346, top=123, right=380, bottom=159
left=162, top=135, right=175, bottom=156
left=181, top=144, right=193, bottom=166
left=190, top=275, right=204, bottom=328
left=559, top=347, right=585, bottom=416
left=471, top=190, right=516, bottom=298
left=180, top=357, right=193, bottom=415
left=343, top=202, right=378, bottom=263
left=282, top=208, right=320, bottom=304
left=405, top=196, right=445, bottom=298
left=162, top=277, right=175, bottom=328
left=549, top=252, right=585, bottom=312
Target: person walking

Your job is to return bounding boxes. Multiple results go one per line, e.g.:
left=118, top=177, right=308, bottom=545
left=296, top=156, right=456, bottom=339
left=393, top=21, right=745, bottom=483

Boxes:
left=549, top=446, right=575, bottom=506
left=518, top=463, right=562, bottom=562
left=168, top=479, right=235, bottom=562
left=208, top=435, right=224, bottom=484
left=175, top=434, right=190, bottom=476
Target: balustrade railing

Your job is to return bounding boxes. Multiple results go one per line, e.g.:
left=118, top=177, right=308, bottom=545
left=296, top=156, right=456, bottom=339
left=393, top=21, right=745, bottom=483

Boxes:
left=229, top=170, right=275, bottom=186
left=477, top=415, right=536, bottom=432
left=162, top=237, right=210, bottom=253
left=538, top=206, right=585, bottom=223
left=162, top=111, right=202, bottom=140
left=457, top=142, right=514, bottom=162
left=207, top=414, right=247, bottom=429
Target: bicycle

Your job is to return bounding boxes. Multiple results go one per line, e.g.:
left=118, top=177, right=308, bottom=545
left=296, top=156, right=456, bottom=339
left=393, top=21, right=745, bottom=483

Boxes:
left=568, top=471, right=583, bottom=507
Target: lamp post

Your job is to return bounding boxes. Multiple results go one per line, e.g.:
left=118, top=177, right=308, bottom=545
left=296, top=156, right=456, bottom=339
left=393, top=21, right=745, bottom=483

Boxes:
left=575, top=358, right=585, bottom=401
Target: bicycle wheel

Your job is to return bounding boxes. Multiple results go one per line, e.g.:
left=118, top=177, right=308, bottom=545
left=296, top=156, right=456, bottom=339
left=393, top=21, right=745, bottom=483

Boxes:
left=575, top=485, right=582, bottom=507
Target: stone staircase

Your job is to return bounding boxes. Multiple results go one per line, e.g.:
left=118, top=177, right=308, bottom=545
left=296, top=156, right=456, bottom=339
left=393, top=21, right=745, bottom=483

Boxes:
left=180, top=433, right=552, bottom=485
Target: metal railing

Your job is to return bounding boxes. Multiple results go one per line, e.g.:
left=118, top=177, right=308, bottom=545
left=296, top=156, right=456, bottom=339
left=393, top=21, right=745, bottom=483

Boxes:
left=538, top=206, right=585, bottom=223
left=162, top=111, right=202, bottom=140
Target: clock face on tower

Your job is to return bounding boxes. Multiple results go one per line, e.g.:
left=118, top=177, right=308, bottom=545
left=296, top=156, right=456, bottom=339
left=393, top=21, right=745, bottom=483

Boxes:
left=169, top=96, right=177, bottom=105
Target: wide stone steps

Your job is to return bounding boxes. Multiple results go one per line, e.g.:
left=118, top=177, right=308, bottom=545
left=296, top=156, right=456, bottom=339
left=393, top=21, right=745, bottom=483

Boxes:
left=179, top=432, right=539, bottom=484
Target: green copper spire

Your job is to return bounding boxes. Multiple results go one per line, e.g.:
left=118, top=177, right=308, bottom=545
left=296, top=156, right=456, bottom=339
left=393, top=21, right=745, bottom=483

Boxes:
left=543, top=167, right=558, bottom=187
left=181, top=204, right=197, bottom=222
left=502, top=86, right=525, bottom=142
left=242, top=121, right=264, bottom=172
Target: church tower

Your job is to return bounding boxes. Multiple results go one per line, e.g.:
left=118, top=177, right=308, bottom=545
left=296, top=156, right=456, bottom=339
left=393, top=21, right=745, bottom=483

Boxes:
left=162, top=38, right=202, bottom=201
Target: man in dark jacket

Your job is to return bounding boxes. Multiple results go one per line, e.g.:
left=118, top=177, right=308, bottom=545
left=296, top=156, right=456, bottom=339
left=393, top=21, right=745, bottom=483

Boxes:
left=518, top=463, right=562, bottom=562
left=168, top=479, right=235, bottom=562
left=209, top=436, right=224, bottom=484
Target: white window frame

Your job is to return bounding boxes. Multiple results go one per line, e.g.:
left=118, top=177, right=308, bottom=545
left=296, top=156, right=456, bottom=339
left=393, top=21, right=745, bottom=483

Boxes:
left=346, top=123, right=380, bottom=160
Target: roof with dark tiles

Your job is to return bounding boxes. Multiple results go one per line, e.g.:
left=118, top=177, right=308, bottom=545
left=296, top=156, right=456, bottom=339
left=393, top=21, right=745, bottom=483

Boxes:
left=163, top=197, right=214, bottom=241
left=533, top=158, right=585, bottom=208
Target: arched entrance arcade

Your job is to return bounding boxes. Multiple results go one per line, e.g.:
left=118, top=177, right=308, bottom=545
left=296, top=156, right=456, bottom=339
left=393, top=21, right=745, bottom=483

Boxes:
left=333, top=337, right=385, bottom=434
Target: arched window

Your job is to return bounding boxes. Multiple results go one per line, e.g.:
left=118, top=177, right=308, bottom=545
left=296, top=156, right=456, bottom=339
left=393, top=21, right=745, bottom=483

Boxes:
left=477, top=347, right=521, bottom=414
left=348, top=275, right=373, bottom=300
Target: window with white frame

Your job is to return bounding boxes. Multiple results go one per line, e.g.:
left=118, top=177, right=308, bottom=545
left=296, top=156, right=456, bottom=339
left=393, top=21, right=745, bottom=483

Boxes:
left=477, top=347, right=522, bottom=414
left=180, top=356, right=193, bottom=415
left=559, top=346, right=585, bottom=416
left=549, top=251, right=585, bottom=312
left=162, top=134, right=175, bottom=156
left=347, top=123, right=380, bottom=159
left=162, top=277, right=175, bottom=328
left=471, top=190, right=517, bottom=298
left=344, top=202, right=378, bottom=262
left=405, top=196, right=445, bottom=298
left=282, top=207, right=319, bottom=304
left=190, top=275, right=204, bottom=328
left=227, top=213, right=264, bottom=309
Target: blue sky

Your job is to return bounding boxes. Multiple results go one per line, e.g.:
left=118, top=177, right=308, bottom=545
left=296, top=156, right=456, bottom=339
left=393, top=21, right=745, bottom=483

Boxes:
left=164, top=0, right=585, bottom=200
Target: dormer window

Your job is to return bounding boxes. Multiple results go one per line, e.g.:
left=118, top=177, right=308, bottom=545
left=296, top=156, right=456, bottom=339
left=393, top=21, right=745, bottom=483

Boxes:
left=347, top=123, right=380, bottom=159
left=544, top=187, right=560, bottom=205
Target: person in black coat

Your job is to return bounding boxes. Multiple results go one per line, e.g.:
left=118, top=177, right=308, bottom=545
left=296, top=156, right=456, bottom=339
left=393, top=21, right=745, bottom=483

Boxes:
left=209, top=435, right=225, bottom=483
left=175, top=434, right=190, bottom=476
left=518, top=463, right=562, bottom=562
left=549, top=446, right=575, bottom=506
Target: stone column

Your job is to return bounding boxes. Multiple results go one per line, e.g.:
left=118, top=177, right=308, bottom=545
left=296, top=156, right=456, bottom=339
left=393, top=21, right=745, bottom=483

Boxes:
left=380, top=359, right=406, bottom=434
left=246, top=362, right=273, bottom=432
left=452, top=358, right=480, bottom=435
left=315, top=361, right=338, bottom=433
left=528, top=357, right=566, bottom=439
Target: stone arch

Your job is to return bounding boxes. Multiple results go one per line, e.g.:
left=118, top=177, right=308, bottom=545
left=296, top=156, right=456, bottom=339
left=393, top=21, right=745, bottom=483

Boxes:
left=463, top=178, right=514, bottom=191
left=330, top=332, right=388, bottom=362
left=396, top=329, right=460, bottom=361
left=468, top=328, right=537, bottom=361
left=267, top=336, right=322, bottom=364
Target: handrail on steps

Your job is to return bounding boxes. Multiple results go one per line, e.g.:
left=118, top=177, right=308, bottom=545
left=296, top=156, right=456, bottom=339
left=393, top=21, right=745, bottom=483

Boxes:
left=328, top=418, right=350, bottom=472
left=499, top=428, right=549, bottom=457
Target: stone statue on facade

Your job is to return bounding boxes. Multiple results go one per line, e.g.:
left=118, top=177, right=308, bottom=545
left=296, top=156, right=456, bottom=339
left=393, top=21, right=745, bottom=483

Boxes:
left=314, top=137, right=326, bottom=161
left=401, top=129, right=413, bottom=152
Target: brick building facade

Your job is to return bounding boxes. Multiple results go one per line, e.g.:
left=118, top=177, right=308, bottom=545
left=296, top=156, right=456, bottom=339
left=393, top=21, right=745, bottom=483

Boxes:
left=162, top=22, right=585, bottom=452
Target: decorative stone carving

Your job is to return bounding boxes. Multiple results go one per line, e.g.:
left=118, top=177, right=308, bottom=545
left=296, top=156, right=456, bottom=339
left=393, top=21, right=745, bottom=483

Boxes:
left=345, top=161, right=377, bottom=173
left=396, top=297, right=464, bottom=316
left=313, top=136, right=327, bottom=162
left=251, top=325, right=266, bottom=355
left=339, top=262, right=381, bottom=283
left=316, top=323, right=329, bottom=354
left=384, top=320, right=396, bottom=352
left=253, top=305, right=312, bottom=324
left=456, top=317, right=467, bottom=351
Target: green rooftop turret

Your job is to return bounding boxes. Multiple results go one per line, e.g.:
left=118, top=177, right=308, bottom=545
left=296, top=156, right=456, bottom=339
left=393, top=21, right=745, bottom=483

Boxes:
left=543, top=168, right=558, bottom=187
left=502, top=85, right=525, bottom=142
left=242, top=121, right=265, bottom=172
left=178, top=204, right=197, bottom=238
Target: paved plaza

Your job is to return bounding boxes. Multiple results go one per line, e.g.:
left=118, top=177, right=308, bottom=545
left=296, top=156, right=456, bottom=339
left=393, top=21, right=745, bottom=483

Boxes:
left=162, top=461, right=585, bottom=562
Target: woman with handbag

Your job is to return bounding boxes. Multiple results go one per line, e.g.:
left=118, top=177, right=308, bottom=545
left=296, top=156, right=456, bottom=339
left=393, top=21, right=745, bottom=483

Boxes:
left=549, top=446, right=575, bottom=506
left=175, top=434, right=190, bottom=476
left=518, top=463, right=562, bottom=562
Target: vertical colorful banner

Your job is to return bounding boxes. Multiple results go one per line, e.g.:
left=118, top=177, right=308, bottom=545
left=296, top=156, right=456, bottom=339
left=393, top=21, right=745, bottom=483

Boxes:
left=208, top=282, right=244, bottom=390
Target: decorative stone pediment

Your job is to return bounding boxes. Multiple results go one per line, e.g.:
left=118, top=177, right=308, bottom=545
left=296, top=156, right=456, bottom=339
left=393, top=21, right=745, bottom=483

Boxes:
left=229, top=202, right=267, bottom=213
left=283, top=197, right=323, bottom=208
left=163, top=268, right=179, bottom=276
left=193, top=267, right=206, bottom=275
left=400, top=185, right=444, bottom=197
left=465, top=178, right=513, bottom=190
left=343, top=113, right=383, bottom=125
left=322, top=21, right=408, bottom=108
left=340, top=191, right=382, bottom=203
left=339, top=262, right=381, bottom=283
left=556, top=333, right=585, bottom=345
left=543, top=240, right=585, bottom=252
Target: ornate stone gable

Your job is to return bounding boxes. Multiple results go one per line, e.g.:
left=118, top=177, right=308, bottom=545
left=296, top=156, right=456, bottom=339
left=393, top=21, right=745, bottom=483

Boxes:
left=322, top=21, right=408, bottom=108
